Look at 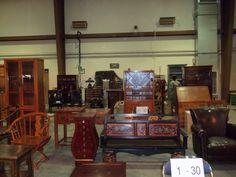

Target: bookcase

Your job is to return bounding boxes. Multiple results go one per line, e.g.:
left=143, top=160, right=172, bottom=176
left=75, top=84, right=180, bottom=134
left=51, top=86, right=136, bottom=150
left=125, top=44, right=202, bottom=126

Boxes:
left=124, top=70, right=155, bottom=113
left=4, top=58, right=45, bottom=114
left=183, top=65, right=212, bottom=97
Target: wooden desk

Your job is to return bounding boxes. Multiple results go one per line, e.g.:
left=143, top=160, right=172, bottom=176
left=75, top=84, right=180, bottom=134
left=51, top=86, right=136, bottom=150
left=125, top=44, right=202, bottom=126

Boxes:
left=70, top=162, right=126, bottom=177
left=71, top=112, right=99, bottom=165
left=54, top=107, right=85, bottom=148
left=0, top=144, right=34, bottom=177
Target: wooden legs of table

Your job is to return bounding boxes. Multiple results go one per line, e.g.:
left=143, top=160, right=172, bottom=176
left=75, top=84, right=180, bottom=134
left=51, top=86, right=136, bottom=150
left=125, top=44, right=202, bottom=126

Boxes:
left=55, top=123, right=71, bottom=148
left=0, top=147, right=34, bottom=177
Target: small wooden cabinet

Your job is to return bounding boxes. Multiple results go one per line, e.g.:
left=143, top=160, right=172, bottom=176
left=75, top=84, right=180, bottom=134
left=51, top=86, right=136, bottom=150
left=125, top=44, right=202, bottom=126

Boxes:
left=85, top=88, right=103, bottom=107
left=183, top=65, right=212, bottom=97
left=124, top=70, right=155, bottom=113
left=107, top=89, right=124, bottom=113
left=4, top=58, right=45, bottom=114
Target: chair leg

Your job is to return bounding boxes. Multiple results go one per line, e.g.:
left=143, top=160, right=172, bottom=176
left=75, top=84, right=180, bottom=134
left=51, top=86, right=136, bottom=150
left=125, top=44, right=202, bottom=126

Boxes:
left=32, top=148, right=49, bottom=169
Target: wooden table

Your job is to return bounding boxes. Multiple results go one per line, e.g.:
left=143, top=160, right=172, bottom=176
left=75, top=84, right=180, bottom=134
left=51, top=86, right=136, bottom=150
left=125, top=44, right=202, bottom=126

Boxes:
left=54, top=107, right=111, bottom=148
left=54, top=107, right=85, bottom=148
left=0, top=144, right=34, bottom=177
left=70, top=162, right=126, bottom=177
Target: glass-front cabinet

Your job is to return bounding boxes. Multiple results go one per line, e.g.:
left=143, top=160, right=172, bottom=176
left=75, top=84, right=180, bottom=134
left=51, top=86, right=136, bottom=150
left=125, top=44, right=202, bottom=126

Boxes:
left=5, top=59, right=45, bottom=114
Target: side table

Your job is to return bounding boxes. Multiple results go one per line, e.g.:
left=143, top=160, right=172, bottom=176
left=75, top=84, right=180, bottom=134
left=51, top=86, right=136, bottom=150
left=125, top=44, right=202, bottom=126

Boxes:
left=54, top=106, right=85, bottom=148
left=70, top=162, right=126, bottom=177
left=71, top=112, right=99, bottom=165
left=0, top=144, right=34, bottom=177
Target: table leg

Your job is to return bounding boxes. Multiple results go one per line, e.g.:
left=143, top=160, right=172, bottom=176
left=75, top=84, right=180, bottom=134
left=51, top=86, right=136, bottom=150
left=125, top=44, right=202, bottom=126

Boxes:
left=64, top=124, right=67, bottom=141
left=0, top=162, right=4, bottom=172
left=54, top=118, right=59, bottom=148
left=26, top=154, right=34, bottom=177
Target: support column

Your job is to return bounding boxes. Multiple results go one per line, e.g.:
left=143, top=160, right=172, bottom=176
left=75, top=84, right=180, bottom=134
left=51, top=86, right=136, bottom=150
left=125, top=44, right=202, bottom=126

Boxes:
left=221, top=0, right=235, bottom=102
left=54, top=0, right=65, bottom=75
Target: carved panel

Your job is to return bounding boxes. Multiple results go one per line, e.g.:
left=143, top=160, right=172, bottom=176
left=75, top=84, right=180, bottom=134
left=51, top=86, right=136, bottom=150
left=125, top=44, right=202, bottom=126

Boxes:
left=149, top=123, right=177, bottom=136
left=136, top=123, right=147, bottom=136
left=106, top=123, right=134, bottom=136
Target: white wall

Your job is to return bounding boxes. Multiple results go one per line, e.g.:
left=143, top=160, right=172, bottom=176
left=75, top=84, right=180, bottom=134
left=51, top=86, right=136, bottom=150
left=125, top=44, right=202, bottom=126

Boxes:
left=0, top=0, right=234, bottom=94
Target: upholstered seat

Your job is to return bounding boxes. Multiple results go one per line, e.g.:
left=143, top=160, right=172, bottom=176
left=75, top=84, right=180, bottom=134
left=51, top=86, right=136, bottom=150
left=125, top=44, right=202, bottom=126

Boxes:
left=190, top=107, right=236, bottom=161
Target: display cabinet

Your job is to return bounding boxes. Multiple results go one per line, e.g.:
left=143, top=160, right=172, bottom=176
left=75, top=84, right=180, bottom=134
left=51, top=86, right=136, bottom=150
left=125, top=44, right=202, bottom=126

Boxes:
left=183, top=65, right=212, bottom=97
left=4, top=58, right=45, bottom=114
left=57, top=75, right=82, bottom=106
left=124, top=70, right=155, bottom=113
left=85, top=87, right=103, bottom=107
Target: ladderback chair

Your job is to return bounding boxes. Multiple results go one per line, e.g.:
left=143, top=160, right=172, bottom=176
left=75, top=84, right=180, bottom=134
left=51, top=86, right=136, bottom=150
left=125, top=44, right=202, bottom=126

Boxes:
left=7, top=112, right=51, bottom=168
left=190, top=107, right=236, bottom=161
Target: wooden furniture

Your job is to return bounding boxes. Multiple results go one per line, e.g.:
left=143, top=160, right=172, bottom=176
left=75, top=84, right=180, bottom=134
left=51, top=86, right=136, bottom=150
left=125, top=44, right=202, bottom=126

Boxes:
left=0, top=144, right=34, bottom=177
left=71, top=112, right=99, bottom=165
left=85, top=87, right=103, bottom=107
left=100, top=114, right=188, bottom=162
left=4, top=58, right=45, bottom=115
left=70, top=162, right=126, bottom=177
left=107, top=89, right=124, bottom=113
left=124, top=70, right=155, bottom=113
left=183, top=65, right=212, bottom=97
left=57, top=75, right=78, bottom=91
left=57, top=75, right=82, bottom=106
left=7, top=112, right=51, bottom=168
left=176, top=86, right=211, bottom=128
left=54, top=107, right=85, bottom=148
left=0, top=106, right=20, bottom=143
left=84, top=108, right=111, bottom=124
left=0, top=106, right=20, bottom=129
left=0, top=65, right=5, bottom=109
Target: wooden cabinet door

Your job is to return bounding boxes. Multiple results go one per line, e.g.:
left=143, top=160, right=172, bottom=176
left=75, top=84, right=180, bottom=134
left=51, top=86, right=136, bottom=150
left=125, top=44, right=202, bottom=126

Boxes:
left=4, top=59, right=44, bottom=114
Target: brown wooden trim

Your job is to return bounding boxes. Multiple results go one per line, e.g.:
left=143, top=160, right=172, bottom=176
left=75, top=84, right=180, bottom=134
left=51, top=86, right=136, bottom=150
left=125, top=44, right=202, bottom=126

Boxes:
left=0, top=35, right=56, bottom=42
left=54, top=0, right=65, bottom=75
left=66, top=30, right=196, bottom=39
left=0, top=30, right=196, bottom=42
left=221, top=0, right=235, bottom=102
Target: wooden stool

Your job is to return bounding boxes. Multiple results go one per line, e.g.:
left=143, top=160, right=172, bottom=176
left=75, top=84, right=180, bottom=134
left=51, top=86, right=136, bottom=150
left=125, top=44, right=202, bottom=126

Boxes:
left=70, top=162, right=126, bottom=177
left=0, top=144, right=34, bottom=177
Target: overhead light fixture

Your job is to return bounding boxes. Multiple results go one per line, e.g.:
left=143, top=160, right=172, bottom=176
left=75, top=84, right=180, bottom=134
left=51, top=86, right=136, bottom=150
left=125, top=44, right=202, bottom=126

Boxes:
left=159, top=17, right=175, bottom=25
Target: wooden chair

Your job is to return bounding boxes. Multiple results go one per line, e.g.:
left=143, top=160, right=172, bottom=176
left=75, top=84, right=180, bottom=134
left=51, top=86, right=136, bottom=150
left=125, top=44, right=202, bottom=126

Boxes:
left=0, top=106, right=20, bottom=143
left=0, top=105, right=20, bottom=129
left=7, top=112, right=51, bottom=168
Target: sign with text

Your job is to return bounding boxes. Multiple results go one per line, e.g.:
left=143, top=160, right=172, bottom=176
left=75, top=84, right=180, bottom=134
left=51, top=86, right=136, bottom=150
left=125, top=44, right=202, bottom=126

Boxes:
left=170, top=158, right=205, bottom=177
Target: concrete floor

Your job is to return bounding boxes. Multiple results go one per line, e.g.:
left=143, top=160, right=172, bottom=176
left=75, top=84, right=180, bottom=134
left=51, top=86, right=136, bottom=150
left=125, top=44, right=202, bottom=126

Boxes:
left=33, top=106, right=236, bottom=177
